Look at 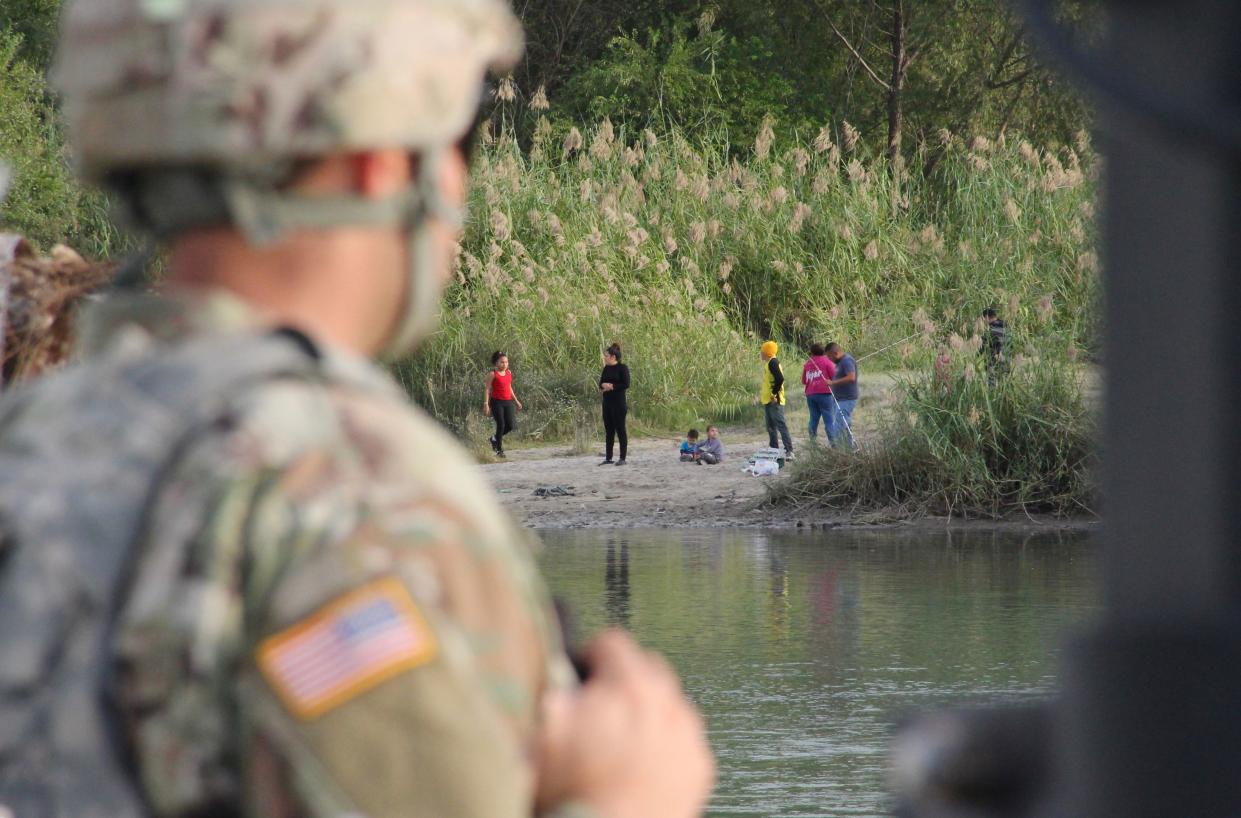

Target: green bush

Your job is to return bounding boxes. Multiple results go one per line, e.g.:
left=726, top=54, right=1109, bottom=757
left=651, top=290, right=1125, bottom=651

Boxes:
left=0, top=0, right=59, bottom=70
left=552, top=19, right=799, bottom=144
left=0, top=28, right=121, bottom=257
left=767, top=327, right=1097, bottom=518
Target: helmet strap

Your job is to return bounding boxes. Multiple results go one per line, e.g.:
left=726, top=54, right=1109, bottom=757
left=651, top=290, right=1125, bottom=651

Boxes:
left=381, top=148, right=462, bottom=359
left=218, top=148, right=463, bottom=359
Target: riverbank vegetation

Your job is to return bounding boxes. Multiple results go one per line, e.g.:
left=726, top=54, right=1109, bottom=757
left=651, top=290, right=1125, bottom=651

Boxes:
left=766, top=326, right=1097, bottom=519
left=1, top=1, right=1101, bottom=515
left=396, top=115, right=1099, bottom=442
left=0, top=27, right=117, bottom=258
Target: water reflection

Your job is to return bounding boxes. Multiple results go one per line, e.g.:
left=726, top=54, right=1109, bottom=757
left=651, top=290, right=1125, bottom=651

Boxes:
left=767, top=545, right=790, bottom=642
left=539, top=527, right=1097, bottom=818
left=604, top=537, right=631, bottom=626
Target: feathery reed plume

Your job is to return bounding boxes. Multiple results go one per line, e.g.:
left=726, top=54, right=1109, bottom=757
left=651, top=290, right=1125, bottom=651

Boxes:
left=841, top=121, right=860, bottom=152
left=970, top=136, right=992, bottom=153
left=790, top=202, right=812, bottom=233
left=813, top=125, right=834, bottom=154
left=790, top=148, right=811, bottom=176
left=496, top=74, right=517, bottom=103
left=754, top=117, right=776, bottom=160
left=590, top=118, right=616, bottom=160
left=489, top=209, right=511, bottom=242
left=562, top=127, right=583, bottom=157
left=529, top=84, right=549, bottom=112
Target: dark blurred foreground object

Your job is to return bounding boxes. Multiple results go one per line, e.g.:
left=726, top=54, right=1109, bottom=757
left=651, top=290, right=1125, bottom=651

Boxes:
left=894, top=1, right=1241, bottom=816
left=892, top=706, right=1048, bottom=818
left=0, top=238, right=113, bottom=388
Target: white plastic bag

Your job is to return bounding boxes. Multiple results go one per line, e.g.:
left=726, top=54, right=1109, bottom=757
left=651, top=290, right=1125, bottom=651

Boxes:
left=745, top=459, right=780, bottom=477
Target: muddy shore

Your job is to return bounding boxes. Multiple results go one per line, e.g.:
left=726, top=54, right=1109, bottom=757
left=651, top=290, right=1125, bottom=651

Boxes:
left=479, top=428, right=1097, bottom=533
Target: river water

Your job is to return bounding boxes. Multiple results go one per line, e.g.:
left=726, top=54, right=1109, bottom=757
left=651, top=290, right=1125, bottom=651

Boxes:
left=538, top=528, right=1097, bottom=818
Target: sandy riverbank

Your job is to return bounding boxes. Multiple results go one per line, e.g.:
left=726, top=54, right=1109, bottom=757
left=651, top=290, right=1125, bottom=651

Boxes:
left=480, top=429, right=793, bottom=529
left=478, top=421, right=1097, bottom=533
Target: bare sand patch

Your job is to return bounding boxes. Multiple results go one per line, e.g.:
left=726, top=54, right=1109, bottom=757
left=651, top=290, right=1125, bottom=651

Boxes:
left=478, top=373, right=1096, bottom=533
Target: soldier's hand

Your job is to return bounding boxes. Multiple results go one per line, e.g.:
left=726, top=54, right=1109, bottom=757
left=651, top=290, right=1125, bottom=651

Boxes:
left=535, top=630, right=715, bottom=818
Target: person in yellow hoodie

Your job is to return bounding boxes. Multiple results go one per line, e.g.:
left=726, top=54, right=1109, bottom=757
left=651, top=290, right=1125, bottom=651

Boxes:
left=760, top=340, right=794, bottom=457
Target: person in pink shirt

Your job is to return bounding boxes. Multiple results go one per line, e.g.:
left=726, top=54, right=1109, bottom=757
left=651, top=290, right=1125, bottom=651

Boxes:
left=802, top=342, right=838, bottom=443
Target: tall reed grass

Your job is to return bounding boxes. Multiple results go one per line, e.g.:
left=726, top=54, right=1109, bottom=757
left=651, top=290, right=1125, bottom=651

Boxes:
left=766, top=316, right=1097, bottom=518
left=395, top=114, right=1099, bottom=442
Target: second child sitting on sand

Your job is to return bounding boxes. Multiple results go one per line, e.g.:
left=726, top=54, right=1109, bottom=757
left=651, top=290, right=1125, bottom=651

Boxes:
left=680, top=429, right=701, bottom=461
left=697, top=425, right=724, bottom=465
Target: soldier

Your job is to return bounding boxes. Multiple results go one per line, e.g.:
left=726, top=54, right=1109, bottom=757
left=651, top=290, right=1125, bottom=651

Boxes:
left=0, top=2, right=713, bottom=818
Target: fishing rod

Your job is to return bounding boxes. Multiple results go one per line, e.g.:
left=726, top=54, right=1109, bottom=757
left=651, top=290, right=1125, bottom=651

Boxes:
left=832, top=399, right=859, bottom=452
left=856, top=330, right=926, bottom=363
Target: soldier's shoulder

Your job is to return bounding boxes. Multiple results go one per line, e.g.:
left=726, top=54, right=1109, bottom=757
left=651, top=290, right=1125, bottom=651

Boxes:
left=226, top=348, right=478, bottom=477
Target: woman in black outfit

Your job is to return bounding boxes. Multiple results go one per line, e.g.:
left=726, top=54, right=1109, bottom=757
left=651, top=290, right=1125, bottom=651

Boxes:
left=599, top=342, right=630, bottom=465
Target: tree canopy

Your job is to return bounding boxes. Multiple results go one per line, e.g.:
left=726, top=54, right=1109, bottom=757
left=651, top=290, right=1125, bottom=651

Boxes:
left=510, top=1, right=1095, bottom=153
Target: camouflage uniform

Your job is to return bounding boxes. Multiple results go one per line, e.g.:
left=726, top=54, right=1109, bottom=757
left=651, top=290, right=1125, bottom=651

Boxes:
left=2, top=287, right=585, bottom=817
left=0, top=0, right=599, bottom=816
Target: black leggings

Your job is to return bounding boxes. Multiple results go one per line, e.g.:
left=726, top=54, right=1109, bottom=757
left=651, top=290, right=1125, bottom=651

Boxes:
left=603, top=400, right=628, bottom=460
left=490, top=398, right=516, bottom=449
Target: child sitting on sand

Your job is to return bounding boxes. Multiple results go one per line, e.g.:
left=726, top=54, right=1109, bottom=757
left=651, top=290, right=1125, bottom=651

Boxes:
left=697, top=426, right=724, bottom=465
left=680, top=429, right=701, bottom=461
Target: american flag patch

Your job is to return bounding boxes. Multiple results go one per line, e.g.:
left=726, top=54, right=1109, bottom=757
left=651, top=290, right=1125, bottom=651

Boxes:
left=256, top=577, right=438, bottom=720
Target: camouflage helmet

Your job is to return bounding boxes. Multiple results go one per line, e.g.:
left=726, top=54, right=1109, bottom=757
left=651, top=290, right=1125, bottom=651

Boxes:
left=54, top=0, right=522, bottom=178
left=53, top=0, right=523, bottom=359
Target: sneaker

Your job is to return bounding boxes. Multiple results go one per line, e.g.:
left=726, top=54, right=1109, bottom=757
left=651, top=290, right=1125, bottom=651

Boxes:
left=489, top=435, right=499, bottom=453
left=496, top=450, right=507, bottom=459
left=785, top=450, right=795, bottom=461
left=599, top=459, right=613, bottom=466
left=615, top=459, right=627, bottom=466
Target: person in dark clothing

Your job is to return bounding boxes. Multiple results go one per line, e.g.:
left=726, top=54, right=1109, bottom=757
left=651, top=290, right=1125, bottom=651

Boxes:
left=981, top=307, right=1010, bottom=375
left=599, top=342, right=630, bottom=465
left=483, top=350, right=521, bottom=457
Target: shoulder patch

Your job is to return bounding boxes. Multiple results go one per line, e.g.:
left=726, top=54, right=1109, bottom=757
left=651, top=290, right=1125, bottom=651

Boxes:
left=256, top=577, right=438, bottom=720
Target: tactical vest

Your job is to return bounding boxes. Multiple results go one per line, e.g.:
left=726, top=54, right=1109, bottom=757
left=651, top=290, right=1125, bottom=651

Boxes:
left=0, top=328, right=320, bottom=818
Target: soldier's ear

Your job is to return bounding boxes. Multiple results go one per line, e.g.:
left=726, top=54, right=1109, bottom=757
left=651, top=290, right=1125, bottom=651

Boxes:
left=350, top=149, right=413, bottom=199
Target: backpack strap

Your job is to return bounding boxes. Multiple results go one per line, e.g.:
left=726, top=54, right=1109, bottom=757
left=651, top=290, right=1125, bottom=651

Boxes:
left=103, top=328, right=326, bottom=810
left=0, top=328, right=325, bottom=818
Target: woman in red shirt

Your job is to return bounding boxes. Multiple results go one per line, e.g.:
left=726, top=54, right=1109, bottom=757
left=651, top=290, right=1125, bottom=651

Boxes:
left=483, top=351, right=522, bottom=457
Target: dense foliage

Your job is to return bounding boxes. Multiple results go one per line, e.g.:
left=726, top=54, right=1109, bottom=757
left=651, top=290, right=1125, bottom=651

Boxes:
left=0, top=0, right=1102, bottom=514
left=766, top=330, right=1096, bottom=518
left=0, top=29, right=116, bottom=256
left=395, top=117, right=1098, bottom=443
left=1, top=0, right=1096, bottom=254
left=0, top=0, right=58, bottom=68
left=511, top=1, right=1096, bottom=155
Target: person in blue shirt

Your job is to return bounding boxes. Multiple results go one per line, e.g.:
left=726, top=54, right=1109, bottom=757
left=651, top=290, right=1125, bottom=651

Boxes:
left=679, top=428, right=701, bottom=461
left=827, top=342, right=859, bottom=449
